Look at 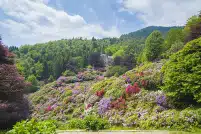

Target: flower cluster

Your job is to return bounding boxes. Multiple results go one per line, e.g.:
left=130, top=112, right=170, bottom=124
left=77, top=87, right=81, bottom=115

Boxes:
left=111, top=96, right=126, bottom=109
left=156, top=94, right=167, bottom=107
left=122, top=74, right=131, bottom=83
left=96, top=89, right=105, bottom=97
left=126, top=82, right=140, bottom=94
left=98, top=98, right=111, bottom=115
left=85, top=104, right=92, bottom=110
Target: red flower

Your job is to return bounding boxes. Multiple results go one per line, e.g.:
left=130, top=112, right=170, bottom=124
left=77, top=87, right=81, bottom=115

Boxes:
left=139, top=72, right=144, bottom=76
left=95, top=89, right=105, bottom=97
left=85, top=104, right=92, bottom=110
left=141, top=79, right=148, bottom=87
left=45, top=105, right=52, bottom=112
left=111, top=96, right=126, bottom=109
left=126, top=83, right=140, bottom=94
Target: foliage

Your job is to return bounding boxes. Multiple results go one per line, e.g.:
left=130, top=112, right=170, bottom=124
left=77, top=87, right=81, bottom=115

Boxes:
left=164, top=28, right=184, bottom=50
left=62, top=70, right=76, bottom=77
left=184, top=13, right=201, bottom=43
left=48, top=75, right=54, bottom=82
left=25, top=74, right=39, bottom=93
left=66, top=119, right=85, bottom=129
left=84, top=115, right=110, bottom=131
left=162, top=37, right=201, bottom=103
left=66, top=116, right=109, bottom=131
left=7, top=119, right=57, bottom=134
left=15, top=38, right=111, bottom=80
left=105, top=66, right=128, bottom=77
left=0, top=39, right=30, bottom=129
left=120, top=26, right=183, bottom=40
left=144, top=30, right=164, bottom=61
left=88, top=52, right=104, bottom=67
left=162, top=41, right=185, bottom=58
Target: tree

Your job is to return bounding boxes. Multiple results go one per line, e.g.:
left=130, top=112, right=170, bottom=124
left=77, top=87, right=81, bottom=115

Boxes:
left=0, top=37, right=29, bottom=129
left=144, top=31, right=164, bottom=61
left=184, top=13, right=201, bottom=43
left=88, top=52, right=104, bottom=67
left=165, top=28, right=184, bottom=50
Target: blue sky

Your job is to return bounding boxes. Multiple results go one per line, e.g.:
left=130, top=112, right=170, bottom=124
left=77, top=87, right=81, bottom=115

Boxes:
left=0, top=0, right=200, bottom=46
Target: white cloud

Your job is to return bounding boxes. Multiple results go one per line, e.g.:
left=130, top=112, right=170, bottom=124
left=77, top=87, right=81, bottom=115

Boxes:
left=0, top=0, right=120, bottom=46
left=120, top=0, right=201, bottom=26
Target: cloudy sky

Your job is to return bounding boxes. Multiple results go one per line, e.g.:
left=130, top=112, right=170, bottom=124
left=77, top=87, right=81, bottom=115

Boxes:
left=0, top=0, right=200, bottom=46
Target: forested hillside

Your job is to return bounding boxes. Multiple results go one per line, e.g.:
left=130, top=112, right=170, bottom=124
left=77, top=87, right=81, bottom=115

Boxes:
left=120, top=26, right=184, bottom=40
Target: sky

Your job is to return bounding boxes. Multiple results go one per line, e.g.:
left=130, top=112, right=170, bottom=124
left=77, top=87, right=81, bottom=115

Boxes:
left=0, top=0, right=201, bottom=46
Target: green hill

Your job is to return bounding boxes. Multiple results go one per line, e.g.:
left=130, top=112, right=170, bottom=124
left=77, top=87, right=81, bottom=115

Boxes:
left=120, top=26, right=184, bottom=40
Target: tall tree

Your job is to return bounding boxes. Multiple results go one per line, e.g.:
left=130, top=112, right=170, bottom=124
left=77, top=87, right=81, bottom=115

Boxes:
left=144, top=31, right=164, bottom=61
left=0, top=37, right=29, bottom=129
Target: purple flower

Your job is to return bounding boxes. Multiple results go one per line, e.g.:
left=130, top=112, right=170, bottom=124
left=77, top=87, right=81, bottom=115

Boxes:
left=57, top=76, right=67, bottom=82
left=125, top=77, right=131, bottom=83
left=72, top=89, right=80, bottom=95
left=156, top=95, right=167, bottom=107
left=98, top=98, right=111, bottom=115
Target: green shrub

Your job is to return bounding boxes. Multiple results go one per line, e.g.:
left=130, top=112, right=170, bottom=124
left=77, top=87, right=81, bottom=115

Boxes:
left=84, top=115, right=110, bottom=131
left=66, top=116, right=109, bottom=131
left=162, top=37, right=201, bottom=103
left=7, top=119, right=56, bottom=134
left=105, top=66, right=128, bottom=77
left=66, top=119, right=85, bottom=129
left=62, top=70, right=76, bottom=77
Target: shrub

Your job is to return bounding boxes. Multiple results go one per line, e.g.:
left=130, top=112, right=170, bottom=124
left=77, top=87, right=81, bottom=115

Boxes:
left=105, top=66, right=128, bottom=77
left=84, top=115, right=110, bottom=131
left=98, top=98, right=111, bottom=115
left=162, top=37, right=201, bottom=103
left=66, top=116, right=109, bottom=131
left=66, top=119, right=85, bottom=129
left=125, top=83, right=141, bottom=94
left=7, top=119, right=57, bottom=134
left=111, top=96, right=126, bottom=110
left=95, top=89, right=105, bottom=97
left=62, top=70, right=76, bottom=77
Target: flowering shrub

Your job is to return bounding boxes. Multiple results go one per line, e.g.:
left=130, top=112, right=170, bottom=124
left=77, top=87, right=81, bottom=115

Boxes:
left=126, top=82, right=140, bottom=94
left=85, top=104, right=92, bottom=110
left=156, top=94, right=167, bottom=107
left=95, top=89, right=105, bottom=97
left=98, top=98, right=111, bottom=115
left=45, top=105, right=53, bottom=112
left=111, top=96, right=126, bottom=109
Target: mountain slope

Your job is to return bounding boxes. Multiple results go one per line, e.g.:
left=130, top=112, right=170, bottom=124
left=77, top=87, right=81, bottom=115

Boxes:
left=120, top=26, right=184, bottom=40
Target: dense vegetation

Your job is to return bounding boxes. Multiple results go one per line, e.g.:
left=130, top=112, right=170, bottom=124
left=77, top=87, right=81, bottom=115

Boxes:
left=0, top=39, right=30, bottom=129
left=1, top=12, right=201, bottom=133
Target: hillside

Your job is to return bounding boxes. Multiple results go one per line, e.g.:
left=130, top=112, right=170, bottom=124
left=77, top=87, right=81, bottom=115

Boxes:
left=120, top=26, right=184, bottom=40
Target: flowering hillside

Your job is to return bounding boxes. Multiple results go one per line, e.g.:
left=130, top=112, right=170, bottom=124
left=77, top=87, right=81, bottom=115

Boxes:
left=28, top=62, right=201, bottom=132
